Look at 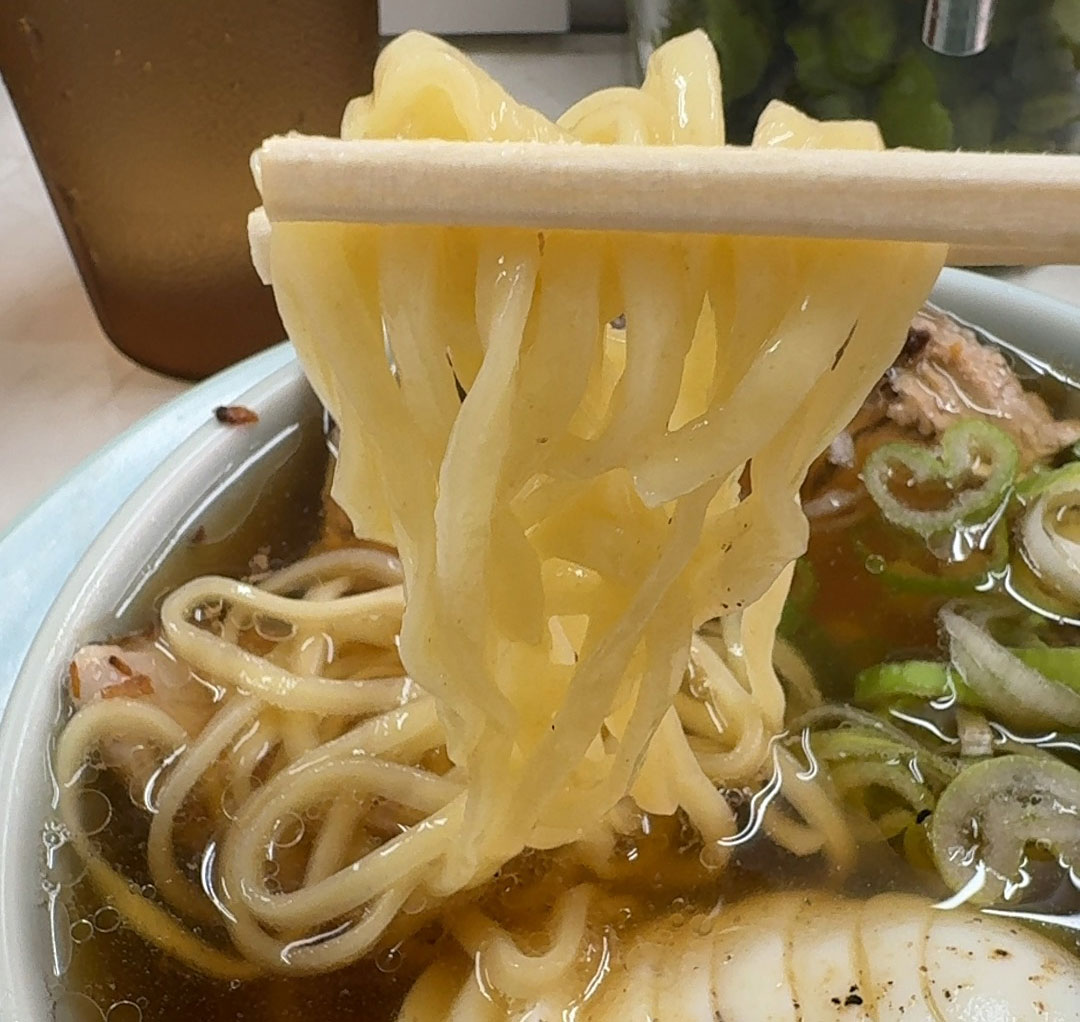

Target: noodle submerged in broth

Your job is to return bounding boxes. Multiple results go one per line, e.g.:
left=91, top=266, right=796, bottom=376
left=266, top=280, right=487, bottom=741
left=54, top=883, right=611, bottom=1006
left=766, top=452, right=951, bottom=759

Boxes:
left=45, top=30, right=1080, bottom=1022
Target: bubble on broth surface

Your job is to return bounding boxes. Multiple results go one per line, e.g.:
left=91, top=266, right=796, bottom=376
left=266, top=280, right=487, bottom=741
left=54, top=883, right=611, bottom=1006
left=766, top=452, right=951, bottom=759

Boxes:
left=191, top=598, right=224, bottom=625
left=54, top=991, right=106, bottom=1022
left=78, top=763, right=102, bottom=785
left=126, top=774, right=150, bottom=811
left=272, top=811, right=305, bottom=849
left=69, top=918, right=94, bottom=944
left=375, top=944, right=405, bottom=974
left=75, top=789, right=113, bottom=836
left=106, top=1001, right=142, bottom=1022
left=253, top=613, right=297, bottom=642
left=220, top=781, right=246, bottom=822
left=220, top=775, right=262, bottom=821
left=699, top=841, right=727, bottom=871
left=93, top=906, right=122, bottom=934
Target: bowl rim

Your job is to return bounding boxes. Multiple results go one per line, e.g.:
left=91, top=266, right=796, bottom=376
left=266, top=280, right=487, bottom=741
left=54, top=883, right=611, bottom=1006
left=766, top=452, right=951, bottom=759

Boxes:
left=3, top=267, right=1080, bottom=1019
left=0, top=357, right=314, bottom=1019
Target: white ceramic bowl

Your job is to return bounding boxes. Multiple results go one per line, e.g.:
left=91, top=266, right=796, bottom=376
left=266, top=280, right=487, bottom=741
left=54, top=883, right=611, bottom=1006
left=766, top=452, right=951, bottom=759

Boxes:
left=2, top=269, right=1079, bottom=1020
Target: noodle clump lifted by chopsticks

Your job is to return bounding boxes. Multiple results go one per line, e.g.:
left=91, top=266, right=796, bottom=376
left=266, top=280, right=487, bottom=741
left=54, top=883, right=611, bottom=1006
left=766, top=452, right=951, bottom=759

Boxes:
left=53, top=29, right=945, bottom=979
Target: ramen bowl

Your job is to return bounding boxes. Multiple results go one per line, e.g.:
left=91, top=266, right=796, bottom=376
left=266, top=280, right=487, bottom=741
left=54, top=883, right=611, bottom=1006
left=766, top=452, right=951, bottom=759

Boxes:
left=2, top=268, right=1078, bottom=1021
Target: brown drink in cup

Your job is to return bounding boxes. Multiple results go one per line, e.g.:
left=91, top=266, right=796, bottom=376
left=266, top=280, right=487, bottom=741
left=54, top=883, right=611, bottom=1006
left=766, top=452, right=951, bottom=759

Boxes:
left=0, top=2, right=378, bottom=378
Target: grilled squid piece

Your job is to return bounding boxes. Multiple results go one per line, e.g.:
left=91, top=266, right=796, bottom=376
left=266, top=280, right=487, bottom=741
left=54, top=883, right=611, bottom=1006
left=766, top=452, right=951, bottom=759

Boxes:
left=400, top=890, right=1080, bottom=1022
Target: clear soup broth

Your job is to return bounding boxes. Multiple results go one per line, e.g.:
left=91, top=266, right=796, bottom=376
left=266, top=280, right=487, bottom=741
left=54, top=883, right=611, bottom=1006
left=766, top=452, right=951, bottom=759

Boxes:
left=46, top=314, right=1080, bottom=1022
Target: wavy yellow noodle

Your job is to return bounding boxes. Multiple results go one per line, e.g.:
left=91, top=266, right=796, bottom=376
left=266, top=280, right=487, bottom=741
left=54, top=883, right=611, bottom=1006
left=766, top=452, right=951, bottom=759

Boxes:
left=55, top=28, right=945, bottom=982
left=259, top=27, right=937, bottom=890
left=260, top=24, right=943, bottom=929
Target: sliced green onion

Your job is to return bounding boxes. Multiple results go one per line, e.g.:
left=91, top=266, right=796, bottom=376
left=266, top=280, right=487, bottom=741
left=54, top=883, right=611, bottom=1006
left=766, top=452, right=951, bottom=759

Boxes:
left=829, top=760, right=934, bottom=815
left=797, top=722, right=955, bottom=847
left=1008, top=646, right=1080, bottom=696
left=790, top=704, right=928, bottom=747
left=1015, top=461, right=1080, bottom=502
left=857, top=643, right=1080, bottom=722
left=861, top=419, right=1018, bottom=540
left=930, top=755, right=1080, bottom=904
left=1019, top=468, right=1080, bottom=606
left=855, top=660, right=950, bottom=702
left=943, top=609, right=1080, bottom=730
left=809, top=725, right=958, bottom=788
left=855, top=660, right=978, bottom=706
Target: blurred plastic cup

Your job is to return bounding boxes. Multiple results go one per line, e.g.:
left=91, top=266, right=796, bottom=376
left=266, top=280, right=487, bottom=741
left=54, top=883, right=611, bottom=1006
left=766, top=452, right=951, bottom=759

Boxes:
left=0, top=1, right=378, bottom=378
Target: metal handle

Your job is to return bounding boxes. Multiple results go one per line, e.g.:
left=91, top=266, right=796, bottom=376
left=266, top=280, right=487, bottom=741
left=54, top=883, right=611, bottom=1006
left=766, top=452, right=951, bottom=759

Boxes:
left=923, top=0, right=996, bottom=56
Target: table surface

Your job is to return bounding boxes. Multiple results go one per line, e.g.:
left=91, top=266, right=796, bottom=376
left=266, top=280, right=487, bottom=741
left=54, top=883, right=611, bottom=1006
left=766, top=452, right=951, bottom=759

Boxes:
left=1, top=31, right=1079, bottom=536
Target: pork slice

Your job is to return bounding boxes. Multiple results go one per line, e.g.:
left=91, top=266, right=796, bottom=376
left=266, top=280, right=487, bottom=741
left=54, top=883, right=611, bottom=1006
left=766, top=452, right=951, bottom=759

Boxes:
left=70, top=635, right=217, bottom=738
left=885, top=307, right=1080, bottom=466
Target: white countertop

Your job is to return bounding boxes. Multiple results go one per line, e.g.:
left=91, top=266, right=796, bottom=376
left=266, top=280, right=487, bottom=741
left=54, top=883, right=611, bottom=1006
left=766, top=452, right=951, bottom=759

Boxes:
left=1, top=32, right=1077, bottom=535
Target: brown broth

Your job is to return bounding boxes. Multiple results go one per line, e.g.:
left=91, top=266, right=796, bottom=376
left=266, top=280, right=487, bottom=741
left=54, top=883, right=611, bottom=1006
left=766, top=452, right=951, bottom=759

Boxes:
left=47, top=331, right=1080, bottom=1019
left=55, top=788, right=932, bottom=1022
left=50, top=412, right=344, bottom=1022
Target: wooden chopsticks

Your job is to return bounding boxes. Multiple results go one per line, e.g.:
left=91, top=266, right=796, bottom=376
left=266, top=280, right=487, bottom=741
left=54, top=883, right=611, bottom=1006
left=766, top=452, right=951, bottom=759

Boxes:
left=253, top=136, right=1080, bottom=266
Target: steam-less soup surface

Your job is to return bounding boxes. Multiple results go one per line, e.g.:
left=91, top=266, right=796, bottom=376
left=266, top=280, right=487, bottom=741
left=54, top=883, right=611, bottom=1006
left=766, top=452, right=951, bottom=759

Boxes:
left=47, top=310, right=1080, bottom=1022
left=42, top=29, right=1080, bottom=1022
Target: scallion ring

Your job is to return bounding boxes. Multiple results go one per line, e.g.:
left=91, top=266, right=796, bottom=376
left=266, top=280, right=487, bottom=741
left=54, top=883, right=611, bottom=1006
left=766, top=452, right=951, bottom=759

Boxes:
left=930, top=754, right=1080, bottom=905
left=861, top=419, right=1018, bottom=540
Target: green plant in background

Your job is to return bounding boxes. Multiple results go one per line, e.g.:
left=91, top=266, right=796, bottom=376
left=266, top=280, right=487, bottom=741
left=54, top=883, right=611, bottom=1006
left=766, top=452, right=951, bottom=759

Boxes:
left=1054, top=0, right=1080, bottom=44
left=875, top=53, right=954, bottom=149
left=655, top=0, right=1080, bottom=151
left=826, top=0, right=898, bottom=84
